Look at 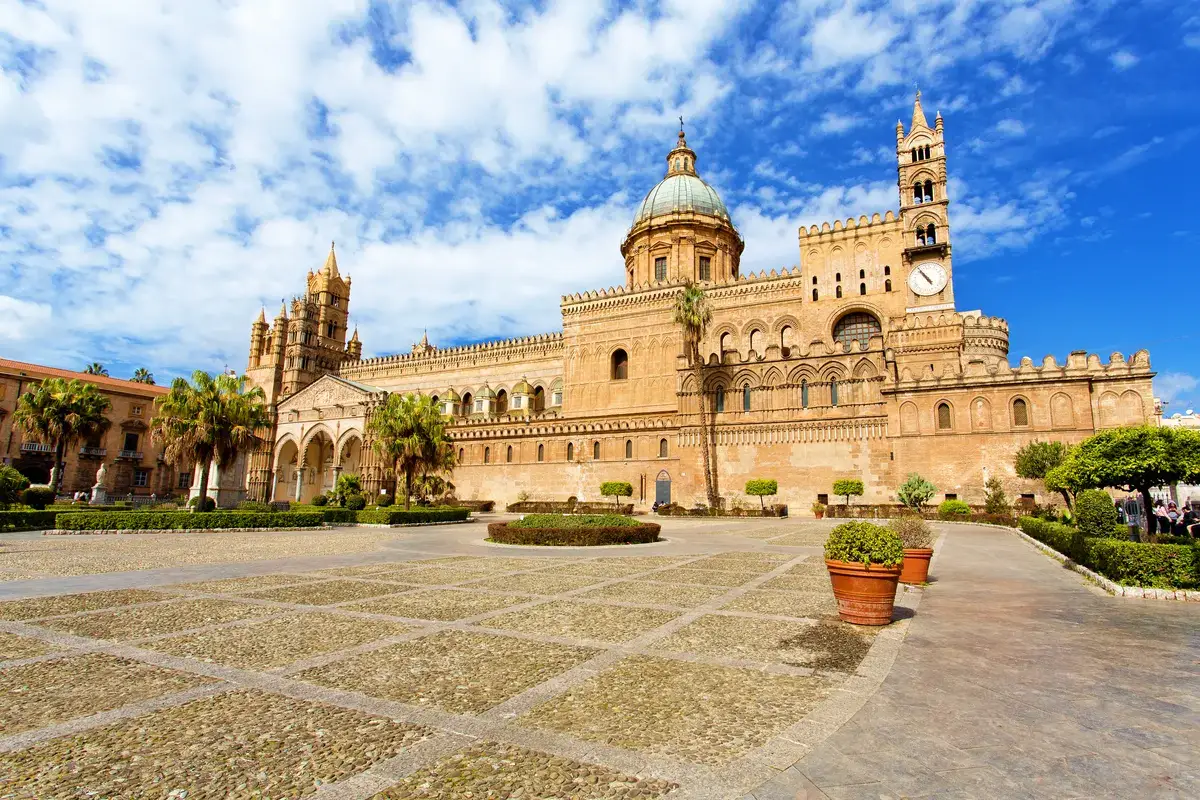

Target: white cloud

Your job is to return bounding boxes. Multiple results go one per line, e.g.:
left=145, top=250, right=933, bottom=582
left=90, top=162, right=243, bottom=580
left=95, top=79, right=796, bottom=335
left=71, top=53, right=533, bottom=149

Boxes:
left=995, top=119, right=1027, bottom=137
left=815, top=111, right=862, bottom=134
left=0, top=296, right=53, bottom=342
left=1110, top=49, right=1139, bottom=70
left=1155, top=372, right=1198, bottom=402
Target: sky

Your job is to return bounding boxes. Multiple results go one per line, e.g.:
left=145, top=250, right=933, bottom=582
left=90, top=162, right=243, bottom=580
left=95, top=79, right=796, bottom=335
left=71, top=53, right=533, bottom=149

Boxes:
left=1, top=0, right=1198, bottom=414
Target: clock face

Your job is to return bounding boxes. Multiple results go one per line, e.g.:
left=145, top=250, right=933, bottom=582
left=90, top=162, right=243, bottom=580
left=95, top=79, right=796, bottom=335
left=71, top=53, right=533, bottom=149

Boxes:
left=908, top=262, right=948, bottom=296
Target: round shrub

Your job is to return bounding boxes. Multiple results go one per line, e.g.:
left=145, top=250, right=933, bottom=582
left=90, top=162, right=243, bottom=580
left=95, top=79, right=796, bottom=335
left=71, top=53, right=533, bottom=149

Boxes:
left=345, top=494, right=367, bottom=511
left=937, top=499, right=971, bottom=519
left=824, top=521, right=904, bottom=567
left=889, top=517, right=933, bottom=549
left=188, top=496, right=216, bottom=512
left=376, top=493, right=394, bottom=507
left=510, top=513, right=638, bottom=529
left=237, top=500, right=273, bottom=513
left=311, top=494, right=329, bottom=507
left=1075, top=489, right=1119, bottom=538
left=21, top=485, right=57, bottom=510
left=0, top=465, right=31, bottom=509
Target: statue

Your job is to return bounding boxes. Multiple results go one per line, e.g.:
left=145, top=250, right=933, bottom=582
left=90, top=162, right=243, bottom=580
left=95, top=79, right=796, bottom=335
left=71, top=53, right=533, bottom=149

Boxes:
left=90, top=461, right=110, bottom=506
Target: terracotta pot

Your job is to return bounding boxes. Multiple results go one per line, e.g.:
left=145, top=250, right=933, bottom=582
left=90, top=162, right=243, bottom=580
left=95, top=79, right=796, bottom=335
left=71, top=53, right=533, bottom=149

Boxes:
left=825, top=559, right=902, bottom=626
left=814, top=510, right=825, bottom=519
left=899, top=548, right=933, bottom=585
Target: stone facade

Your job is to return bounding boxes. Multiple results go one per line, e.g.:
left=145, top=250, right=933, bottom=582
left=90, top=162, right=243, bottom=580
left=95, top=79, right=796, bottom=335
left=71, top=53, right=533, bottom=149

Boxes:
left=246, top=94, right=1156, bottom=509
left=0, top=358, right=184, bottom=497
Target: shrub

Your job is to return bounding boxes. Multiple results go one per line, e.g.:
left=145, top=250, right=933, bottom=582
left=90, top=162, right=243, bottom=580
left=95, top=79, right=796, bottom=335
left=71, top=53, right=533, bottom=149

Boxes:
left=896, top=474, right=936, bottom=510
left=188, top=496, right=216, bottom=512
left=355, top=507, right=470, bottom=525
left=54, top=511, right=324, bottom=531
left=1075, top=489, right=1119, bottom=538
left=21, top=485, right=57, bottom=510
left=811, top=501, right=827, bottom=515
left=824, top=521, right=904, bottom=567
left=376, top=493, right=394, bottom=507
left=236, top=500, right=273, bottom=513
left=488, top=520, right=660, bottom=546
left=745, top=478, right=778, bottom=511
left=832, top=478, right=864, bottom=506
left=1019, top=516, right=1198, bottom=589
left=938, top=499, right=971, bottom=519
left=600, top=481, right=633, bottom=508
left=311, top=494, right=329, bottom=507
left=890, top=517, right=933, bottom=549
left=0, top=510, right=59, bottom=532
left=321, top=508, right=357, bottom=524
left=0, top=465, right=32, bottom=509
left=983, top=476, right=1011, bottom=515
left=510, top=513, right=638, bottom=529
left=345, top=494, right=367, bottom=511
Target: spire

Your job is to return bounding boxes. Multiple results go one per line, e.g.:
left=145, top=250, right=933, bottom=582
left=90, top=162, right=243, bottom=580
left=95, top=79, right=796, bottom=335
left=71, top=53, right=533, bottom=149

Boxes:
left=277, top=299, right=288, bottom=319
left=255, top=307, right=267, bottom=324
left=322, top=240, right=339, bottom=278
left=349, top=326, right=360, bottom=343
left=665, top=117, right=698, bottom=177
left=911, top=89, right=929, bottom=130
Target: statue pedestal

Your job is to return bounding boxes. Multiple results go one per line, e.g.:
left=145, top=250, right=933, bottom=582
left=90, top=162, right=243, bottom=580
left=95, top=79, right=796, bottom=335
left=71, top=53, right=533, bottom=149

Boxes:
left=90, top=487, right=109, bottom=506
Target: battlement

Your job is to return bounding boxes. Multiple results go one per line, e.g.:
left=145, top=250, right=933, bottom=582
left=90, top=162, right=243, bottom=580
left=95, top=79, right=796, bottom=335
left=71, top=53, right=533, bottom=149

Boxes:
left=562, top=267, right=806, bottom=314
left=893, top=349, right=1152, bottom=389
left=340, top=332, right=564, bottom=377
left=891, top=311, right=1009, bottom=332
left=798, top=211, right=899, bottom=240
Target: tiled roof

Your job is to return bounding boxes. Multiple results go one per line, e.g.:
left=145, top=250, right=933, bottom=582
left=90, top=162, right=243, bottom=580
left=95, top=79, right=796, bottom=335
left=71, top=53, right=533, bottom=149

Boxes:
left=0, top=357, right=170, bottom=396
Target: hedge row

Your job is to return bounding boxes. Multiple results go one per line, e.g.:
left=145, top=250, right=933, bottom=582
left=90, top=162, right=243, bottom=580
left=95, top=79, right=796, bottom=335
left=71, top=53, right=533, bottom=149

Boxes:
left=355, top=507, right=470, bottom=525
left=1019, top=517, right=1198, bottom=589
left=511, top=514, right=637, bottom=529
left=505, top=501, right=634, bottom=515
left=488, top=521, right=661, bottom=546
left=0, top=510, right=59, bottom=532
left=55, top=511, right=325, bottom=531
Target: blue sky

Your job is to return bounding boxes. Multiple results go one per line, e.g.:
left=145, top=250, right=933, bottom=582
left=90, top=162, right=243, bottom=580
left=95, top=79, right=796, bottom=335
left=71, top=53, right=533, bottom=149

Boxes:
left=1, top=0, right=1197, bottom=414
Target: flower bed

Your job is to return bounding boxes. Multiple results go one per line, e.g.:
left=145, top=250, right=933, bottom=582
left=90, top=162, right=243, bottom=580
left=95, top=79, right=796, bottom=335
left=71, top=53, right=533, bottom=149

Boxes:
left=488, top=515, right=660, bottom=546
left=1019, top=517, right=1198, bottom=589
left=52, top=511, right=325, bottom=532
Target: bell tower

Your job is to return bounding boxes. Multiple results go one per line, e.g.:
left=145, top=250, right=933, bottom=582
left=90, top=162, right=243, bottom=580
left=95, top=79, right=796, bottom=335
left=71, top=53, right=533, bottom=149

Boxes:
left=897, top=91, right=955, bottom=311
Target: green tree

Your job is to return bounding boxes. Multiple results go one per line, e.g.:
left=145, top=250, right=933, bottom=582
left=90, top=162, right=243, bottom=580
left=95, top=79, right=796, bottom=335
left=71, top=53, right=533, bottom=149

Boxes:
left=150, top=371, right=269, bottom=511
left=130, top=368, right=155, bottom=385
left=12, top=378, right=112, bottom=492
left=1053, top=426, right=1200, bottom=535
left=896, top=473, right=936, bottom=511
left=0, top=465, right=31, bottom=509
left=673, top=282, right=717, bottom=507
left=367, top=393, right=455, bottom=510
left=744, top=478, right=778, bottom=511
left=832, top=478, right=864, bottom=506
left=1074, top=488, right=1118, bottom=538
left=600, top=481, right=633, bottom=509
left=983, top=476, right=1010, bottom=515
left=1014, top=440, right=1072, bottom=508
left=333, top=472, right=362, bottom=507
left=84, top=363, right=109, bottom=376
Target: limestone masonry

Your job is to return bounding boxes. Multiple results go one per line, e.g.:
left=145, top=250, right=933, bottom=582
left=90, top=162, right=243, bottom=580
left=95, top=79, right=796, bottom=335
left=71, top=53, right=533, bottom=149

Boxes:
left=243, top=93, right=1155, bottom=509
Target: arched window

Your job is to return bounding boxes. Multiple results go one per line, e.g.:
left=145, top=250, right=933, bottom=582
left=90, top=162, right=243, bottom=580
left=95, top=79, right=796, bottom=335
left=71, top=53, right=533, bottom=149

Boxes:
left=836, top=286, right=843, bottom=298
left=812, top=276, right=817, bottom=285
left=858, top=269, right=865, bottom=279
left=926, top=224, right=937, bottom=244
left=749, top=329, right=762, bottom=353
left=1012, top=398, right=1029, bottom=427
left=937, top=402, right=952, bottom=430
left=654, top=257, right=667, bottom=281
left=537, top=443, right=544, bottom=461
left=533, top=386, right=545, bottom=412
left=835, top=272, right=841, bottom=282
left=830, top=378, right=839, bottom=406
left=884, top=265, right=891, bottom=275
left=506, top=445, right=513, bottom=463
left=625, top=439, right=633, bottom=459
left=911, top=148, right=917, bottom=162
left=611, top=349, right=629, bottom=380
left=833, top=312, right=883, bottom=349
left=885, top=279, right=892, bottom=292
left=917, top=227, right=926, bottom=246
left=924, top=180, right=933, bottom=202
left=720, top=332, right=732, bottom=354
left=567, top=443, right=574, bottom=461
left=593, top=441, right=600, bottom=460
left=801, top=379, right=809, bottom=408
left=780, top=325, right=793, bottom=356
left=859, top=283, right=866, bottom=295
left=458, top=447, right=465, bottom=463
left=659, top=438, right=668, bottom=458
left=461, top=393, right=472, bottom=416
left=743, top=384, right=751, bottom=411
left=812, top=288, right=818, bottom=301
left=484, top=447, right=490, bottom=464
left=925, top=145, right=931, bottom=159
left=496, top=389, right=508, bottom=414
left=715, top=387, right=725, bottom=413
left=914, top=183, right=923, bottom=203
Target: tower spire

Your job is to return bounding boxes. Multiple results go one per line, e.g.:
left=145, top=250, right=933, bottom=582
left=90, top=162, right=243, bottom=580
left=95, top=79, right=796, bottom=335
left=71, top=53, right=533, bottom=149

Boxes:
left=665, top=119, right=697, bottom=177
left=911, top=89, right=929, bottom=130
left=322, top=240, right=339, bottom=278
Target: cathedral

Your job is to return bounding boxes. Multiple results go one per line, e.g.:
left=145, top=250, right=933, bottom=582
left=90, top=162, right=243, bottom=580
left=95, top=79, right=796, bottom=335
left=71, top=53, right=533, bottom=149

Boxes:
left=242, top=93, right=1155, bottom=510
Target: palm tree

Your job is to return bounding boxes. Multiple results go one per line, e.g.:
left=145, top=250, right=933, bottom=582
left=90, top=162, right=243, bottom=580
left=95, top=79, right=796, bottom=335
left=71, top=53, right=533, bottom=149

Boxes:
left=12, top=378, right=112, bottom=492
left=367, top=393, right=455, bottom=510
left=131, top=368, right=155, bottom=385
left=84, top=363, right=109, bottom=376
left=151, top=371, right=269, bottom=510
left=673, top=282, right=717, bottom=507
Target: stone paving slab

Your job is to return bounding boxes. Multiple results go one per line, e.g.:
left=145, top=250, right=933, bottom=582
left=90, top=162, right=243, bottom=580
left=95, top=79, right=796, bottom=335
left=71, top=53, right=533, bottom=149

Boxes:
left=345, top=588, right=531, bottom=621
left=464, top=572, right=609, bottom=595
left=171, top=572, right=324, bottom=593
left=0, top=588, right=172, bottom=620
left=247, top=578, right=414, bottom=605
left=0, top=632, right=58, bottom=661
left=720, top=588, right=838, bottom=618
left=645, top=567, right=762, bottom=587
left=478, top=600, right=681, bottom=644
left=577, top=580, right=730, bottom=608
left=654, top=615, right=874, bottom=670
left=34, top=597, right=275, bottom=640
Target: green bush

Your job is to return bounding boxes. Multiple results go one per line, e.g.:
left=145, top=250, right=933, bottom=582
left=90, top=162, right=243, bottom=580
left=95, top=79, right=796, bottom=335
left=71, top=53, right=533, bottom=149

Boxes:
left=355, top=507, right=470, bottom=525
left=510, top=513, right=638, bottom=529
left=188, top=496, right=216, bottom=512
left=937, top=499, right=971, bottom=519
left=345, top=494, right=367, bottom=511
left=889, top=517, right=933, bottom=549
left=321, top=508, right=357, bottom=524
left=1075, top=489, right=1119, bottom=538
left=599, top=482, right=633, bottom=509
left=824, top=521, right=904, bottom=567
left=488, top=521, right=660, bottom=546
left=897, top=473, right=936, bottom=510
left=236, top=500, right=273, bottom=513
left=0, top=510, right=59, bottom=532
left=0, top=465, right=32, bottom=509
left=983, top=476, right=1010, bottom=515
left=21, top=485, right=57, bottom=510
left=832, top=478, right=865, bottom=505
left=54, top=511, right=324, bottom=531
left=1019, top=516, right=1198, bottom=589
left=311, top=494, right=329, bottom=507
left=375, top=493, right=394, bottom=507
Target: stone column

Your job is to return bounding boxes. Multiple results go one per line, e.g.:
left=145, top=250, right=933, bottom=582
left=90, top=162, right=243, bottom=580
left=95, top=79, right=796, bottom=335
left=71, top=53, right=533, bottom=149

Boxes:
left=294, top=467, right=306, bottom=502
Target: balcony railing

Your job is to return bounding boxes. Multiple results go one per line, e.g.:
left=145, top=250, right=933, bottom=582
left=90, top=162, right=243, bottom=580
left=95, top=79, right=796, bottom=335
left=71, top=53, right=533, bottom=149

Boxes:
left=20, top=442, right=54, bottom=454
left=118, top=450, right=143, bottom=460
left=79, top=446, right=107, bottom=457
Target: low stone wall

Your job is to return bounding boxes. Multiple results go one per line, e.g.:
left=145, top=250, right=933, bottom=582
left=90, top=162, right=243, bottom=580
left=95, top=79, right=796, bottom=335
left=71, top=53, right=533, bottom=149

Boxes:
left=655, top=504, right=788, bottom=518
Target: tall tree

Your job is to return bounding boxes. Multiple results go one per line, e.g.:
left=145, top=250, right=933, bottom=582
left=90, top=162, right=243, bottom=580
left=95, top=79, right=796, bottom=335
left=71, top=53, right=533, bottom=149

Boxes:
left=130, top=368, right=155, bottom=385
left=1014, top=440, right=1072, bottom=508
left=84, top=363, right=109, bottom=376
left=673, top=282, right=717, bottom=507
left=12, top=378, right=112, bottom=493
left=367, top=393, right=455, bottom=510
left=150, top=371, right=269, bottom=510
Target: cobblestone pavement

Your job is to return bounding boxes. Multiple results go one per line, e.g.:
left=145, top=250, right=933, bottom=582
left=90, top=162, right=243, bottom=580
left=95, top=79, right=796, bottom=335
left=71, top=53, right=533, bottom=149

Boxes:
left=1, top=516, right=1193, bottom=798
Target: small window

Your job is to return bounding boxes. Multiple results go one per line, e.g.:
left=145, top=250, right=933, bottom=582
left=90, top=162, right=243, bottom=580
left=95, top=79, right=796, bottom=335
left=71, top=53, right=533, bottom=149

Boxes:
left=812, top=276, right=817, bottom=285
left=884, top=265, right=891, bottom=275
left=552, top=388, right=563, bottom=406
left=134, top=469, right=148, bottom=487
left=593, top=441, right=600, bottom=460
left=327, top=322, right=335, bottom=337
left=836, top=286, right=843, bottom=298
left=1012, top=398, right=1029, bottom=427
left=132, top=405, right=143, bottom=416
left=506, top=445, right=513, bottom=463
left=801, top=379, right=809, bottom=408
left=812, top=289, right=818, bottom=301
left=937, top=402, right=952, bottom=430
left=625, top=439, right=633, bottom=459
left=659, top=438, right=668, bottom=458
left=835, top=272, right=841, bottom=282
left=458, top=447, right=465, bottom=462
left=699, top=256, right=711, bottom=281
left=715, top=387, right=725, bottom=413
left=123, top=433, right=139, bottom=452
left=332, top=295, right=340, bottom=307
left=945, top=493, right=958, bottom=501
left=484, top=447, right=490, bottom=464
left=859, top=283, right=866, bottom=295
left=178, top=471, right=191, bottom=489
left=885, top=279, right=892, bottom=292
left=654, top=257, right=667, bottom=281
left=512, top=396, right=523, bottom=409
left=742, top=384, right=751, bottom=411
left=537, top=444, right=544, bottom=462
left=859, top=269, right=865, bottom=279
left=817, top=493, right=829, bottom=505
left=567, top=443, right=574, bottom=461
left=830, top=379, right=838, bottom=407
left=611, top=349, right=629, bottom=380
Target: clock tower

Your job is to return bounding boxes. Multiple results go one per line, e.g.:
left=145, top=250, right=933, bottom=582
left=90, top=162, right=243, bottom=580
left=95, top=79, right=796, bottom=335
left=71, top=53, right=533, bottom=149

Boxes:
left=897, top=91, right=955, bottom=312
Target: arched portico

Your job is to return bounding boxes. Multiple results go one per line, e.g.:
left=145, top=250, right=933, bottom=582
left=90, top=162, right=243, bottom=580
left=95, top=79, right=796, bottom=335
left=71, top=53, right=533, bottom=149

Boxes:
left=273, top=438, right=299, bottom=502
left=298, top=430, right=335, bottom=503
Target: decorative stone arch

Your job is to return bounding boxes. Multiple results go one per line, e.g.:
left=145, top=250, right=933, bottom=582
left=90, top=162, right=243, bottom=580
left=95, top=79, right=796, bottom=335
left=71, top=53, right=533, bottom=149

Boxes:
left=609, top=345, right=631, bottom=380
left=786, top=364, right=818, bottom=385
left=771, top=315, right=801, bottom=335
left=335, top=427, right=363, bottom=455
left=970, top=396, right=992, bottom=431
left=1010, top=395, right=1032, bottom=427
left=274, top=433, right=300, bottom=463
left=934, top=399, right=956, bottom=431
left=761, top=367, right=783, bottom=387
left=300, top=423, right=337, bottom=458
left=1098, top=391, right=1119, bottom=427
left=900, top=401, right=920, bottom=434
left=852, top=358, right=878, bottom=378
left=829, top=305, right=885, bottom=351
left=1119, top=390, right=1144, bottom=425
left=1051, top=392, right=1075, bottom=428
left=818, top=363, right=847, bottom=381
left=731, top=369, right=761, bottom=389
left=710, top=322, right=737, bottom=360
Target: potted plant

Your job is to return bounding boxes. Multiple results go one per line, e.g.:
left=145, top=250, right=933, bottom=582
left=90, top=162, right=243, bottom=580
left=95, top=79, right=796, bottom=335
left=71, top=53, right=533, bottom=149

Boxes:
left=811, top=500, right=826, bottom=519
left=890, top=516, right=934, bottom=584
left=823, top=521, right=904, bottom=625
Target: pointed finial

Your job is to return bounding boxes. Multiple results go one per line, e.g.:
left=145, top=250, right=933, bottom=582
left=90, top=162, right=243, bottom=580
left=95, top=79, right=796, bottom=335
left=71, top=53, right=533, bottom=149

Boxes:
left=256, top=306, right=267, bottom=324
left=911, top=88, right=928, bottom=129
left=350, top=326, right=359, bottom=342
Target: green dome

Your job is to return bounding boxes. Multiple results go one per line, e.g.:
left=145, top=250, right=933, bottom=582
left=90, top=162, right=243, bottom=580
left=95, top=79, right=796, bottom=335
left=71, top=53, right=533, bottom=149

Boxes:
left=633, top=174, right=730, bottom=227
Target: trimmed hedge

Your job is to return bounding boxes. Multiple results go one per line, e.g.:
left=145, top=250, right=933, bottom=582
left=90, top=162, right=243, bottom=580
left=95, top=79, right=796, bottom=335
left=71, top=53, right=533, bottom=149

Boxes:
left=1019, top=516, right=1198, bottom=589
left=488, top=521, right=661, bottom=546
left=355, top=507, right=470, bottom=525
left=54, top=511, right=324, bottom=531
left=456, top=500, right=494, bottom=512
left=511, top=513, right=637, bottom=529
left=0, top=510, right=59, bottom=532
left=506, top=500, right=634, bottom=515
left=322, top=508, right=358, bottom=524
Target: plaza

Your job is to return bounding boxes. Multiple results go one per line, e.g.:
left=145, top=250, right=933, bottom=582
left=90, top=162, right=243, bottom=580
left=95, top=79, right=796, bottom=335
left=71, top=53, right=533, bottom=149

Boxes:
left=1, top=516, right=1195, bottom=799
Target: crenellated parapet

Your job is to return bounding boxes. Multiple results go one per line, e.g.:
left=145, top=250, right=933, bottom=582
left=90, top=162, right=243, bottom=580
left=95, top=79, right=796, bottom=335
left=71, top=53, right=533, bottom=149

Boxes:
left=562, top=267, right=807, bottom=317
left=340, top=332, right=564, bottom=381
left=891, top=348, right=1152, bottom=390
left=798, top=211, right=899, bottom=241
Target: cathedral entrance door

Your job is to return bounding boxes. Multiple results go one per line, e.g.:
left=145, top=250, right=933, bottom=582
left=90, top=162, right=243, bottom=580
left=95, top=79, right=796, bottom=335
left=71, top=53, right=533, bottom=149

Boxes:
left=655, top=470, right=671, bottom=505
